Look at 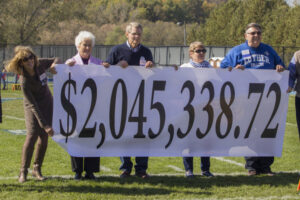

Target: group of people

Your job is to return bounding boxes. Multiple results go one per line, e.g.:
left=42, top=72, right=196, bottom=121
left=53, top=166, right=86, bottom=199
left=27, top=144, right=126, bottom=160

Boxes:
left=3, top=21, right=299, bottom=183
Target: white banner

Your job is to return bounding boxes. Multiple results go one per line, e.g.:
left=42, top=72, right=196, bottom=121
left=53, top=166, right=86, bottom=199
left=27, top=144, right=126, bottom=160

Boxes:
left=53, top=64, right=289, bottom=157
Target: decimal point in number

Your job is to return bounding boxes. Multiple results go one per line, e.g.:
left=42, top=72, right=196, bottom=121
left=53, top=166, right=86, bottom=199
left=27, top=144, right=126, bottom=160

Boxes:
left=234, top=126, right=240, bottom=139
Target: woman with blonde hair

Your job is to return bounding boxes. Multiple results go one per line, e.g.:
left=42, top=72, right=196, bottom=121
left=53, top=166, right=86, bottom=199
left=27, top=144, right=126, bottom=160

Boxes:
left=180, top=41, right=214, bottom=178
left=5, top=46, right=59, bottom=183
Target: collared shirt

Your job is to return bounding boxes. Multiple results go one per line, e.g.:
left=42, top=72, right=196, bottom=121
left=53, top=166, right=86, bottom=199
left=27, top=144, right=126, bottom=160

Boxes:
left=126, top=41, right=140, bottom=52
left=189, top=59, right=211, bottom=68
left=65, top=53, right=102, bottom=65
left=180, top=60, right=212, bottom=68
left=106, top=42, right=153, bottom=65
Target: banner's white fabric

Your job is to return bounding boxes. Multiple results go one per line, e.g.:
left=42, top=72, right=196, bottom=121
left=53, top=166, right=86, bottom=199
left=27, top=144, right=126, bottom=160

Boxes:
left=52, top=64, right=289, bottom=157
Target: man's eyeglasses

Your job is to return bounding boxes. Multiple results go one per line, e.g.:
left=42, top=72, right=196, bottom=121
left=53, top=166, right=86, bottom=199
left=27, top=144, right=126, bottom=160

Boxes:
left=246, top=31, right=262, bottom=36
left=22, top=55, right=34, bottom=62
left=130, top=32, right=142, bottom=36
left=194, top=49, right=207, bottom=54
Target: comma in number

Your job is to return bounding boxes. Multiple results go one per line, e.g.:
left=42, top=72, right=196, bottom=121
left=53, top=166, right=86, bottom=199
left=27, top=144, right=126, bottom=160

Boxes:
left=97, top=123, right=106, bottom=149
left=165, top=124, right=174, bottom=149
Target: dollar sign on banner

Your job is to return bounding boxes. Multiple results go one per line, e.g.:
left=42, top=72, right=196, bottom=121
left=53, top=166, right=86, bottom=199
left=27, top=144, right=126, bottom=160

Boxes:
left=59, top=72, right=77, bottom=143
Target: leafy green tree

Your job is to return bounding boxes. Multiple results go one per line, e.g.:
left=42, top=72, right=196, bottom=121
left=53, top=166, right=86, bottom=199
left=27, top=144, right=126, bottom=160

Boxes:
left=191, top=0, right=297, bottom=48
left=203, top=0, right=241, bottom=45
left=0, top=0, right=9, bottom=44
left=142, top=21, right=184, bottom=45
left=275, top=4, right=300, bottom=47
left=1, top=0, right=73, bottom=44
left=181, top=0, right=206, bottom=23
left=104, top=26, right=126, bottom=45
left=105, top=0, right=133, bottom=23
left=6, top=0, right=299, bottom=48
left=135, top=0, right=163, bottom=22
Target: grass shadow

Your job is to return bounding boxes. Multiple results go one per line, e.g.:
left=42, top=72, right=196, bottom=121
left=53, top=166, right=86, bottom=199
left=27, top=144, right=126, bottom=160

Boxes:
left=0, top=173, right=298, bottom=196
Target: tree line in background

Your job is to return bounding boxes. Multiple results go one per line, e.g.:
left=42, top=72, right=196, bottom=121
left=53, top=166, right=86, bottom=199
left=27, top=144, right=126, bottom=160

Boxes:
left=0, top=0, right=299, bottom=48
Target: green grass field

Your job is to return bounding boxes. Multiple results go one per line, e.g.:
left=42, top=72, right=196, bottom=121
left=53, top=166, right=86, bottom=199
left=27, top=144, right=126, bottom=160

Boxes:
left=0, top=86, right=300, bottom=200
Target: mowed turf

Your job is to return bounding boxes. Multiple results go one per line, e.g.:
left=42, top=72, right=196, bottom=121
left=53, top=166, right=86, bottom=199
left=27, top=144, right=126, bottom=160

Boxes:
left=0, top=87, right=299, bottom=200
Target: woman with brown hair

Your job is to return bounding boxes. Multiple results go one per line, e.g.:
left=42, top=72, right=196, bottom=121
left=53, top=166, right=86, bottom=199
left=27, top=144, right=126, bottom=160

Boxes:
left=5, top=46, right=59, bottom=183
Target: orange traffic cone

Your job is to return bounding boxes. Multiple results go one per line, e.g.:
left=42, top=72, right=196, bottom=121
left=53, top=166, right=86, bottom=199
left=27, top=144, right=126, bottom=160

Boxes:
left=297, top=179, right=300, bottom=192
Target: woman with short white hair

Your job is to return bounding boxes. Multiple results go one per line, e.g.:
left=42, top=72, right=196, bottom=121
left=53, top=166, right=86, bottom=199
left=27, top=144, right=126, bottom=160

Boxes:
left=66, top=31, right=101, bottom=66
left=66, top=31, right=104, bottom=180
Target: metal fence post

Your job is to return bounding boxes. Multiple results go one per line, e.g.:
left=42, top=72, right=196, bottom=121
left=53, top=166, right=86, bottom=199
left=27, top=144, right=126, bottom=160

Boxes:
left=41, top=45, right=43, bottom=57
left=166, top=46, right=169, bottom=66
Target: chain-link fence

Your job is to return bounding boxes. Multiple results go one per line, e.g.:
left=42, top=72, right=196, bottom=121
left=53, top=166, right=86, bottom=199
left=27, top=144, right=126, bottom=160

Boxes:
left=0, top=44, right=228, bottom=66
left=1, top=44, right=299, bottom=90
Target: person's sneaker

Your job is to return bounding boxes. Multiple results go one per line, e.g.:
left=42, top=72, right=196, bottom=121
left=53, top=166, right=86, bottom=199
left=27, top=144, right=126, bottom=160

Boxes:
left=248, top=170, right=257, bottom=176
left=135, top=171, right=149, bottom=179
left=202, top=171, right=214, bottom=177
left=84, top=172, right=96, bottom=180
left=185, top=170, right=194, bottom=178
left=120, top=171, right=131, bottom=178
left=74, top=172, right=82, bottom=180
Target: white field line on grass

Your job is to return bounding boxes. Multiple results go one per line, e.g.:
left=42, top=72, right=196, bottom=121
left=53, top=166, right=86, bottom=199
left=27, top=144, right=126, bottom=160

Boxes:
left=213, top=157, right=244, bottom=167
left=286, top=122, right=297, bottom=127
left=3, top=93, right=22, bottom=97
left=100, top=166, right=112, bottom=172
left=0, top=171, right=299, bottom=180
left=3, top=115, right=25, bottom=121
left=167, top=165, right=185, bottom=172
